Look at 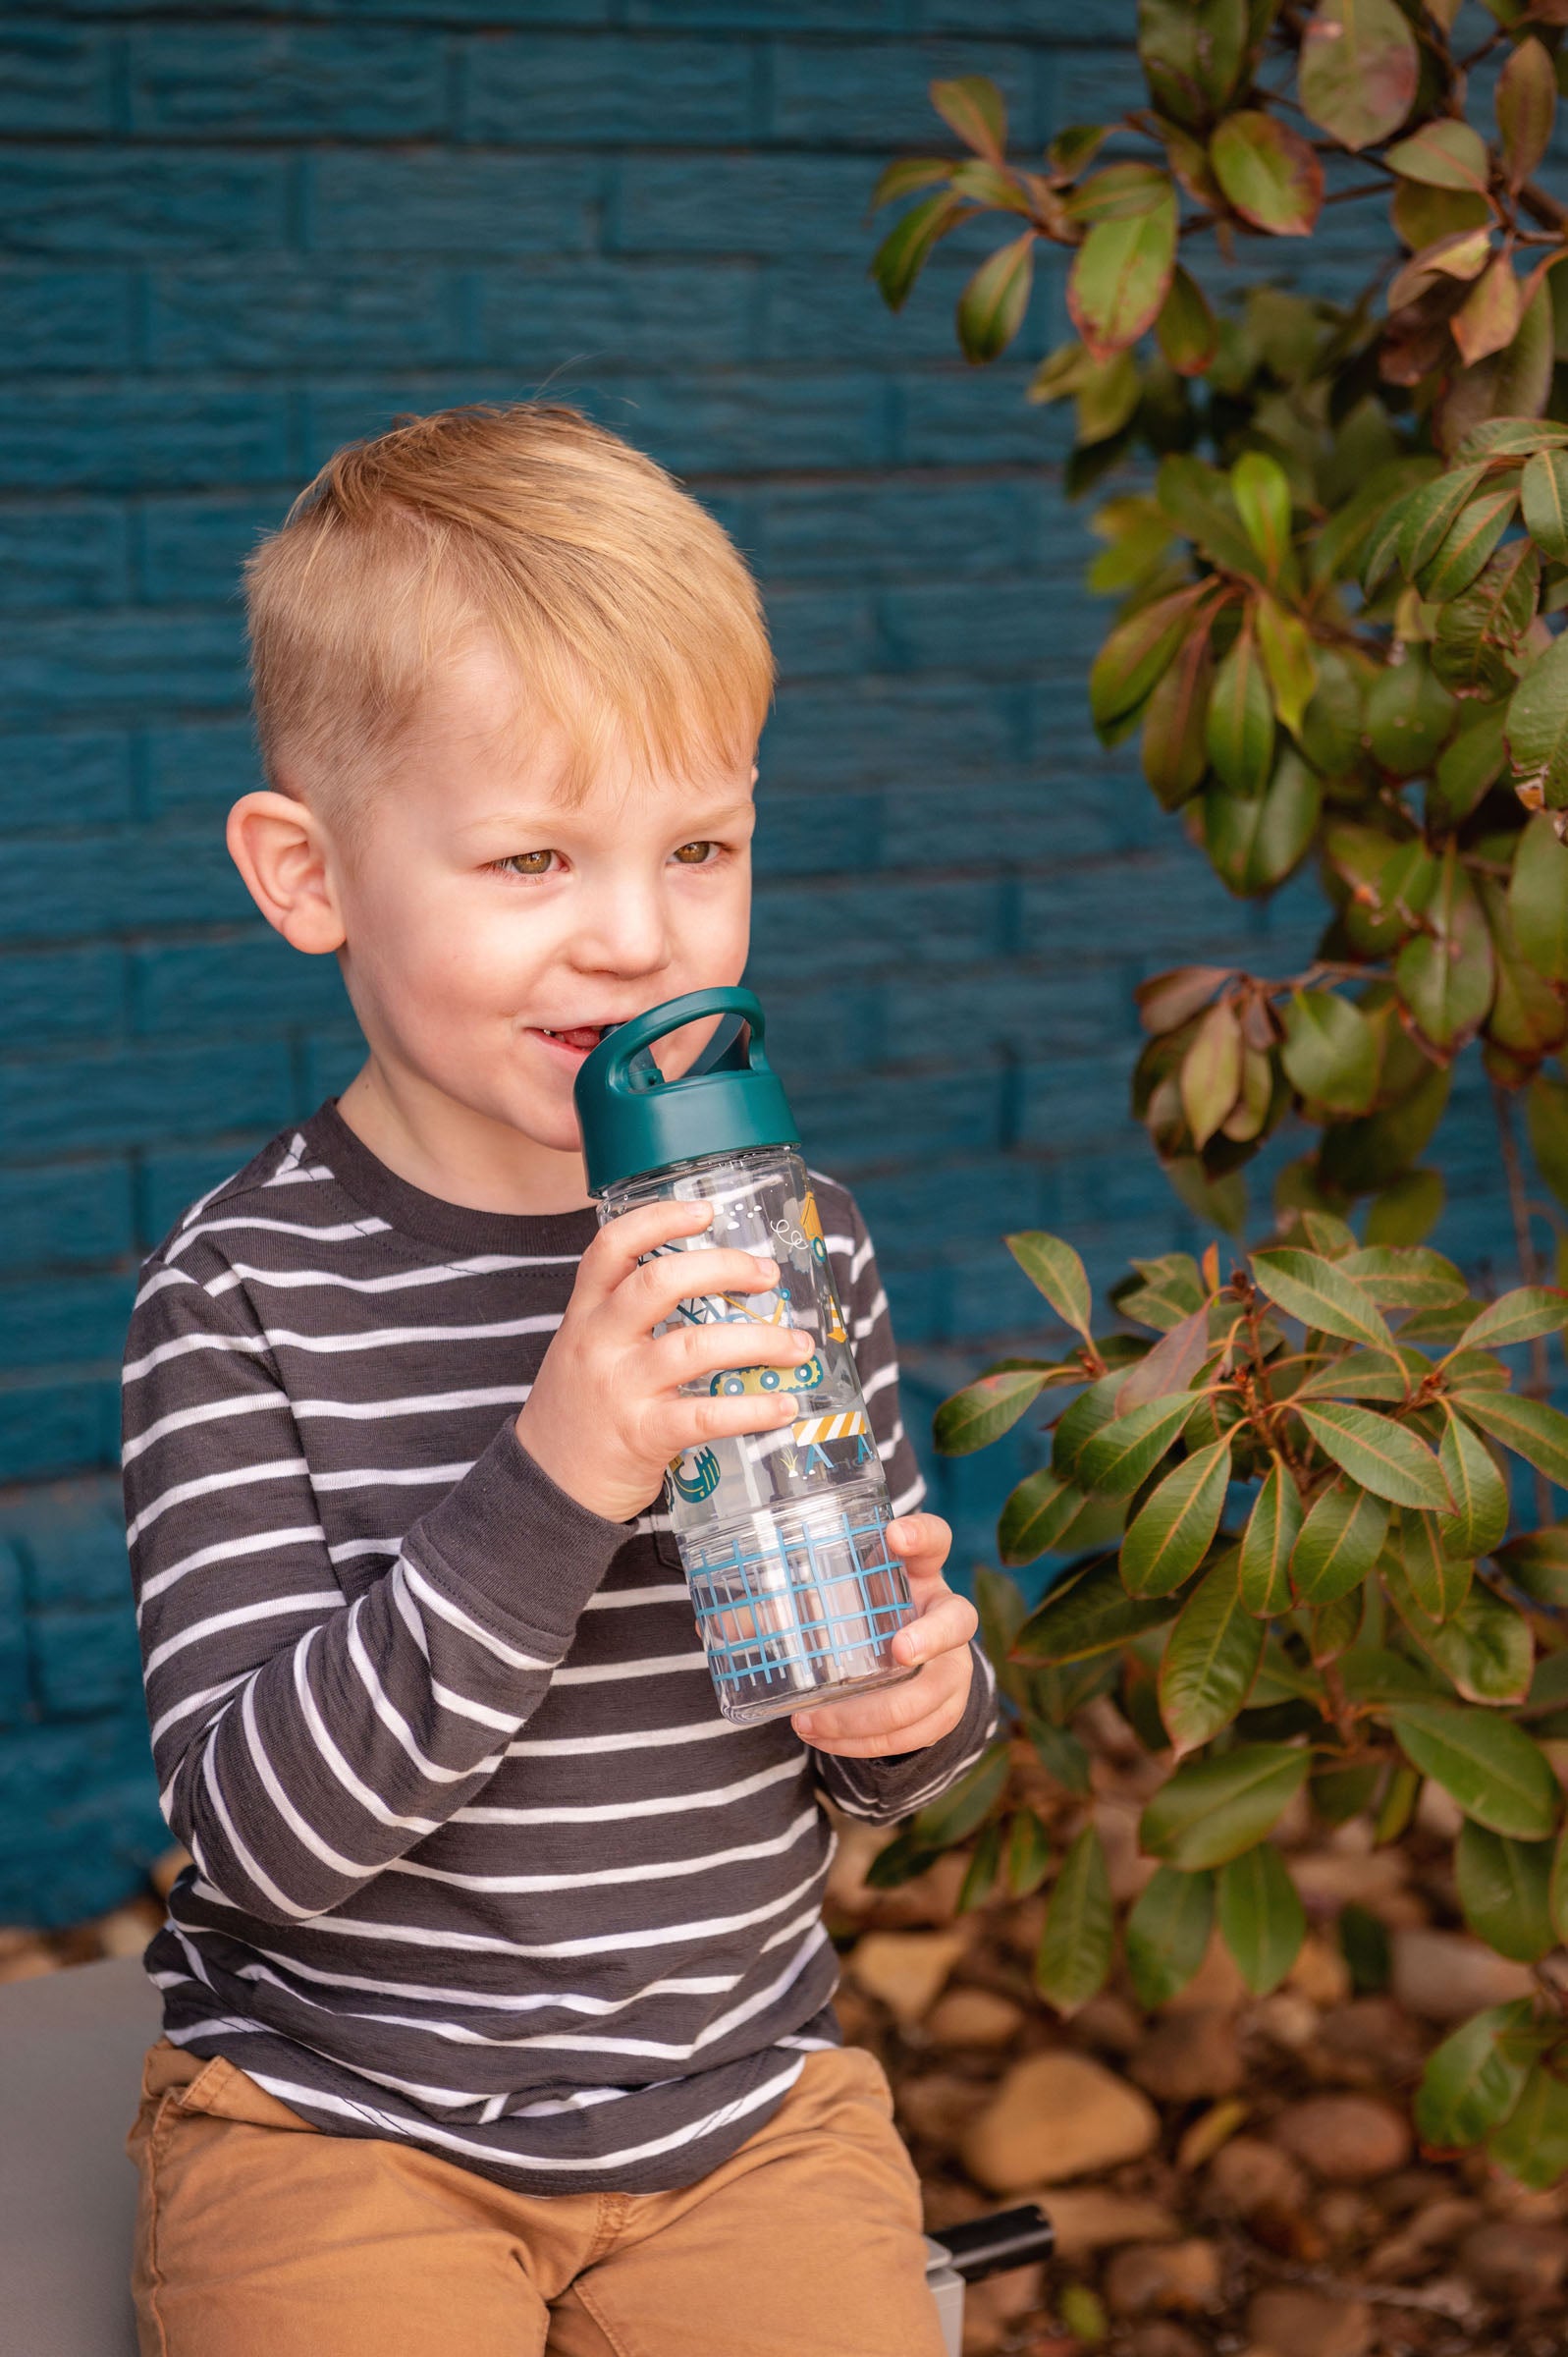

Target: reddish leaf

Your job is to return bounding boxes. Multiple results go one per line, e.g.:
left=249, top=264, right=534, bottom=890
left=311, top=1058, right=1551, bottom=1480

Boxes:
left=1068, top=189, right=1179, bottom=359
left=930, top=74, right=1006, bottom=163
left=956, top=231, right=1037, bottom=364
left=1143, top=613, right=1217, bottom=808
left=1181, top=998, right=1244, bottom=1149
left=1453, top=257, right=1523, bottom=367
left=1210, top=112, right=1325, bottom=237
left=1157, top=264, right=1219, bottom=377
left=1385, top=119, right=1491, bottom=194
left=1299, top=0, right=1420, bottom=152
left=1497, top=36, right=1556, bottom=190
left=1135, top=965, right=1233, bottom=1035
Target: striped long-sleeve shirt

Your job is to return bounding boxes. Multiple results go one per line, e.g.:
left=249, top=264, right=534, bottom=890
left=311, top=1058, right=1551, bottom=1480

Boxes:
left=122, top=1100, right=997, bottom=2195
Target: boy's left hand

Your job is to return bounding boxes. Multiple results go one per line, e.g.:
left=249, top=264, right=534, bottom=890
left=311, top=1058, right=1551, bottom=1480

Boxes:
left=791, top=1512, right=977, bottom=1757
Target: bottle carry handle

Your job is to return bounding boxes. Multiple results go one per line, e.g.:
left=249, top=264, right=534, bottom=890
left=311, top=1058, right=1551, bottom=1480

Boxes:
left=594, top=986, right=774, bottom=1098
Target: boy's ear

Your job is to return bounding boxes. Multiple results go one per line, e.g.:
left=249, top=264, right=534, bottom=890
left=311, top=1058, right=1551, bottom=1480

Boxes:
left=226, top=791, right=347, bottom=955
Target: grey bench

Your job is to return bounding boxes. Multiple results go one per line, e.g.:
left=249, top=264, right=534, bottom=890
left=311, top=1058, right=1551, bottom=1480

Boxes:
left=0, top=1957, right=1048, bottom=2355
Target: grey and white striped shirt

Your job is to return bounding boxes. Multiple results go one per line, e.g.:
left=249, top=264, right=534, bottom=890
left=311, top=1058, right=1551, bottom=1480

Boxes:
left=122, top=1101, right=997, bottom=2194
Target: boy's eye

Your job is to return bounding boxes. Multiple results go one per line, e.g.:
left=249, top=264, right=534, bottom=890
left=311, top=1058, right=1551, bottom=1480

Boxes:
left=672, top=841, right=717, bottom=865
left=494, top=850, right=557, bottom=877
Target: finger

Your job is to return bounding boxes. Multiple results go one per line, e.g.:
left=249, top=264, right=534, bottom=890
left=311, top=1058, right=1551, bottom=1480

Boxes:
left=656, top=1389, right=800, bottom=1455
left=648, top=1319, right=817, bottom=1392
left=886, top=1512, right=952, bottom=1567
left=796, top=1693, right=969, bottom=1759
left=891, top=1589, right=978, bottom=1669
left=791, top=1656, right=959, bottom=1746
left=574, top=1199, right=714, bottom=1306
left=622, top=1247, right=785, bottom=1334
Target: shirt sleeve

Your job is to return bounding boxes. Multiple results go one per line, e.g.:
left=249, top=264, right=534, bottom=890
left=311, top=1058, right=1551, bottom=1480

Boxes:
left=807, top=1181, right=999, bottom=1826
left=123, top=1254, right=626, bottom=1926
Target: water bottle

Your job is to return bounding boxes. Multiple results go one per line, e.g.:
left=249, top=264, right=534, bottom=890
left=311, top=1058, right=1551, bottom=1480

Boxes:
left=574, top=987, right=916, bottom=1726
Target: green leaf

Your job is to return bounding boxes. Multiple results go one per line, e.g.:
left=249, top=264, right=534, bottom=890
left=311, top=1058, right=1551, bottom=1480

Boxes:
left=1141, top=1743, right=1313, bottom=1871
left=1388, top=1702, right=1561, bottom=1838
left=934, top=1368, right=1049, bottom=1455
left=956, top=231, right=1036, bottom=364
left=975, top=1565, right=1027, bottom=1674
left=1397, top=462, right=1491, bottom=581
left=1068, top=190, right=1178, bottom=360
left=1158, top=452, right=1269, bottom=580
left=1280, top=990, right=1379, bottom=1116
left=1142, top=615, right=1217, bottom=810
left=1217, top=1839, right=1308, bottom=1994
left=1298, top=0, right=1419, bottom=151
left=1522, top=446, right=1568, bottom=563
left=1395, top=1577, right=1535, bottom=1705
left=1159, top=1545, right=1265, bottom=1751
left=930, top=73, right=1007, bottom=161
left=1528, top=1073, right=1568, bottom=1215
left=1210, top=110, right=1324, bottom=236
left=1389, top=1505, right=1473, bottom=1620
left=1079, top=1394, right=1199, bottom=1498
left=1509, top=813, right=1568, bottom=984
left=1456, top=1820, right=1556, bottom=1960
left=912, top=1738, right=1011, bottom=1846
left=1457, top=1390, right=1568, bottom=1491
left=1365, top=649, right=1457, bottom=779
left=1416, top=2001, right=1538, bottom=2147
left=1459, top=418, right=1568, bottom=462
left=1432, top=544, right=1540, bottom=696
left=869, top=158, right=954, bottom=210
left=1122, top=1439, right=1234, bottom=1599
left=871, top=191, right=965, bottom=310
left=1496, top=33, right=1556, bottom=190
left=1487, top=2062, right=1568, bottom=2191
left=1507, top=633, right=1568, bottom=809
left=999, top=1467, right=1093, bottom=1565
left=1241, top=1462, right=1304, bottom=1616
left=1297, top=1401, right=1452, bottom=1510
left=1014, top=1551, right=1183, bottom=1665
left=1115, top=1252, right=1205, bottom=1332
left=1431, top=700, right=1510, bottom=826
left=1156, top=263, right=1218, bottom=376
left=1320, top=1059, right=1451, bottom=1200
left=1395, top=852, right=1493, bottom=1053
left=957, top=1819, right=1003, bottom=1912
left=1231, top=452, right=1292, bottom=579
left=1206, top=621, right=1275, bottom=796
left=1555, top=1819, right=1568, bottom=1946
left=1496, top=1523, right=1568, bottom=1607
left=1035, top=1824, right=1113, bottom=2013
left=1049, top=123, right=1108, bottom=179
left=1137, top=0, right=1248, bottom=128
left=864, top=1828, right=945, bottom=1889
left=1089, top=589, right=1199, bottom=735
left=1293, top=1477, right=1391, bottom=1602
left=1416, top=484, right=1521, bottom=603
left=1385, top=118, right=1491, bottom=193
left=1298, top=643, right=1365, bottom=769
left=1124, top=1865, right=1216, bottom=2008
left=1203, top=746, right=1322, bottom=894
left=1066, top=160, right=1174, bottom=224
left=1440, top=1410, right=1511, bottom=1559
left=1338, top=1246, right=1467, bottom=1310
left=1256, top=594, right=1318, bottom=740
left=1054, top=1370, right=1133, bottom=1478
left=1005, top=1230, right=1093, bottom=1338
left=1181, top=998, right=1244, bottom=1149
left=1004, top=1806, right=1052, bottom=1898
left=1251, top=1248, right=1396, bottom=1350
left=1461, top=1288, right=1568, bottom=1351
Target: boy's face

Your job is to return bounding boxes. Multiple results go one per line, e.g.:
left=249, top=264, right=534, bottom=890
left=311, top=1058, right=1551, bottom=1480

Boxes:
left=263, top=642, right=758, bottom=1177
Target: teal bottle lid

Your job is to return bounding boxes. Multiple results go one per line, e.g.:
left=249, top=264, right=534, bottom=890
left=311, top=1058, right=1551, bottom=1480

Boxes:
left=574, top=987, right=800, bottom=1197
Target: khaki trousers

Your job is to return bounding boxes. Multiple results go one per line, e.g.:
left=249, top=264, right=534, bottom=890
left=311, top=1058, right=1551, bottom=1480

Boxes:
left=126, top=2035, right=947, bottom=2357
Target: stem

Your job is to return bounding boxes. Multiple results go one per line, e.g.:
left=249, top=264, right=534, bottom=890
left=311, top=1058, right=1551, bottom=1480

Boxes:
left=1492, top=1077, right=1553, bottom=1522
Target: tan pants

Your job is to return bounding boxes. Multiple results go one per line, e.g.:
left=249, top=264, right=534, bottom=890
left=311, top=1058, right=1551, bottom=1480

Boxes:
left=126, top=2035, right=946, bottom=2357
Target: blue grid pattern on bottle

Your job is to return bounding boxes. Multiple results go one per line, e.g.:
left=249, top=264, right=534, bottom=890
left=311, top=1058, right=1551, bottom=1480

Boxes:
left=681, top=1499, right=913, bottom=1721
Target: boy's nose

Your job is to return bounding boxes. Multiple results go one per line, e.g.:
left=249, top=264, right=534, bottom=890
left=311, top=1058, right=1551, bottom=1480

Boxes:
left=574, top=888, right=671, bottom=977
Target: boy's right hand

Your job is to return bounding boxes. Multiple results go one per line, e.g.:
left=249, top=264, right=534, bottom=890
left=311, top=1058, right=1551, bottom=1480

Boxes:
left=515, top=1200, right=812, bottom=1524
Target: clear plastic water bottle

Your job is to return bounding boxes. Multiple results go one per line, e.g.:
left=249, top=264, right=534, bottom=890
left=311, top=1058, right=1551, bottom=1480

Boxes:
left=575, top=988, right=916, bottom=1726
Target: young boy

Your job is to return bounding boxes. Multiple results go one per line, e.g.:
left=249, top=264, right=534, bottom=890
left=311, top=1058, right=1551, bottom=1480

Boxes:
left=121, top=404, right=996, bottom=2357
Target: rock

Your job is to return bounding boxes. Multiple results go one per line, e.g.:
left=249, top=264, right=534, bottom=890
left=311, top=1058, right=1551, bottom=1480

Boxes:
left=1164, top=1929, right=1250, bottom=2014
left=1310, top=1997, right=1425, bottom=2088
left=1038, top=2188, right=1181, bottom=2261
left=1175, top=2096, right=1248, bottom=2172
left=1102, top=2239, right=1221, bottom=2319
left=1288, top=1934, right=1352, bottom=2009
left=1246, top=2287, right=1373, bottom=2357
left=1209, top=2134, right=1308, bottom=2220
left=1271, top=2095, right=1412, bottom=2183
left=93, top=1899, right=162, bottom=1958
left=960, top=2051, right=1161, bottom=2193
left=849, top=1929, right=967, bottom=2026
left=925, top=1987, right=1025, bottom=2049
left=1417, top=1777, right=1464, bottom=1839
left=1246, top=1991, right=1320, bottom=2052
left=0, top=1940, right=57, bottom=1985
left=1288, top=1847, right=1411, bottom=1919
left=1367, top=2195, right=1485, bottom=2282
left=1391, top=1928, right=1535, bottom=2023
left=824, top=1821, right=891, bottom=1920
left=956, top=2262, right=1043, bottom=2357
left=1094, top=1797, right=1157, bottom=1903
left=1130, top=2005, right=1244, bottom=2103
left=896, top=2071, right=982, bottom=2148
left=1071, top=1991, right=1143, bottom=2055
left=149, top=1845, right=190, bottom=1899
left=1126, top=2328, right=1206, bottom=2357
left=833, top=1983, right=878, bottom=2047
left=1458, top=2220, right=1568, bottom=2305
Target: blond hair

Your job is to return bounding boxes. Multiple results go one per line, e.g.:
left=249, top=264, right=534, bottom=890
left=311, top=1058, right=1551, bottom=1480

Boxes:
left=244, top=403, right=775, bottom=828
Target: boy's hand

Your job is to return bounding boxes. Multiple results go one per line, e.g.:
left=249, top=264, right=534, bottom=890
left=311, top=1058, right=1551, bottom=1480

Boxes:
left=516, top=1200, right=810, bottom=1524
left=790, top=1513, right=978, bottom=1757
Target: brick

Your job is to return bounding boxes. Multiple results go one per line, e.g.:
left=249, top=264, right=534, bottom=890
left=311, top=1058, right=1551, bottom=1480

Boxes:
left=759, top=981, right=881, bottom=1084
left=760, top=256, right=1012, bottom=366
left=0, top=1714, right=163, bottom=1928
left=0, top=1375, right=118, bottom=1485
left=766, top=586, right=879, bottom=681
left=0, top=149, right=288, bottom=257
left=137, top=1142, right=275, bottom=1249
left=1016, top=1045, right=1145, bottom=1154
left=0, top=385, right=292, bottom=492
left=0, top=1271, right=136, bottom=1378
left=889, top=774, right=1123, bottom=868
left=887, top=961, right=1128, bottom=1064
left=614, top=155, right=881, bottom=257
left=0, top=1164, right=134, bottom=1278
left=131, top=934, right=351, bottom=1037
left=941, top=1242, right=1059, bottom=1343
left=0, top=946, right=124, bottom=1043
left=761, top=681, right=1018, bottom=789
left=750, top=875, right=1003, bottom=977
left=473, top=259, right=754, bottom=371
left=854, top=1156, right=1044, bottom=1258
left=0, top=504, right=130, bottom=614
left=128, top=26, right=446, bottom=137
left=0, top=266, right=133, bottom=372
left=460, top=32, right=752, bottom=144
left=752, top=788, right=881, bottom=879
left=0, top=23, right=110, bottom=135
left=624, top=1, right=899, bottom=23
left=311, top=150, right=600, bottom=255
left=0, top=1542, right=27, bottom=1724
left=29, top=1606, right=142, bottom=1720
left=0, top=611, right=245, bottom=723
left=143, top=722, right=260, bottom=818
left=756, top=475, right=1043, bottom=581
left=0, top=733, right=133, bottom=833
left=0, top=1039, right=294, bottom=1158
left=298, top=1029, right=368, bottom=1109
left=1018, top=854, right=1280, bottom=971
left=769, top=39, right=1043, bottom=149
left=1048, top=42, right=1145, bottom=142
left=882, top=574, right=1084, bottom=678
left=897, top=365, right=1067, bottom=466
left=147, top=261, right=464, bottom=373
left=139, top=496, right=288, bottom=608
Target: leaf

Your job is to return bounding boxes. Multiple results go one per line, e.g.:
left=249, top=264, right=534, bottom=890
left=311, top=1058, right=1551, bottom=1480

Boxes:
left=956, top=231, right=1036, bottom=364
left=1119, top=1301, right=1214, bottom=1413
left=1496, top=34, right=1556, bottom=190
left=1207, top=620, right=1276, bottom=796
left=1416, top=483, right=1521, bottom=602
left=1458, top=417, right=1568, bottom=463
left=1461, top=1288, right=1568, bottom=1351
left=1241, top=1463, right=1305, bottom=1615
left=930, top=73, right=1006, bottom=161
left=1141, top=1744, right=1313, bottom=1871
left=1298, top=644, right=1365, bottom=769
left=1440, top=1409, right=1511, bottom=1559
left=957, top=1818, right=1003, bottom=1911
left=1066, top=160, right=1174, bottom=224
left=1035, top=1824, right=1113, bottom=2013
left=1390, top=1505, right=1473, bottom=1620
left=1251, top=1248, right=1397, bottom=1350
left=934, top=1368, right=1049, bottom=1455
left=1014, top=1551, right=1183, bottom=1665
left=1232, top=451, right=1293, bottom=580
left=1158, top=452, right=1269, bottom=580
left=1487, top=2062, right=1568, bottom=2192
left=1396, top=1576, right=1535, bottom=1704
left=1280, top=990, right=1379, bottom=1117
left=1320, top=1059, right=1451, bottom=1200
left=1366, top=1170, right=1446, bottom=1249
left=1004, top=1231, right=1093, bottom=1338
left=1211, top=110, right=1324, bottom=236
left=1457, top=1821, right=1556, bottom=1960
left=1416, top=2001, right=1539, bottom=2148
left=1453, top=258, right=1523, bottom=368
left=1297, top=1401, right=1452, bottom=1510
left=1068, top=190, right=1178, bottom=361
left=1388, top=225, right=1493, bottom=312
left=1432, top=542, right=1540, bottom=695
left=1124, top=1865, right=1216, bottom=2008
left=1116, top=1251, right=1206, bottom=1332
left=1387, top=1702, right=1561, bottom=1838
left=1396, top=461, right=1491, bottom=580
left=1079, top=1394, right=1200, bottom=1498
left=1000, top=1467, right=1092, bottom=1565
left=1509, top=633, right=1568, bottom=809
left=1497, top=1522, right=1568, bottom=1607
left=1054, top=1369, right=1134, bottom=1478
left=1293, top=1477, right=1392, bottom=1602
left=1089, top=588, right=1200, bottom=734
left=1159, top=1544, right=1265, bottom=1749
left=1395, top=852, right=1494, bottom=1053
left=1530, top=1074, right=1568, bottom=1215
left=912, top=1739, right=1011, bottom=1846
left=870, top=157, right=954, bottom=209
left=1430, top=700, right=1509, bottom=822
left=1181, top=998, right=1244, bottom=1149
left=871, top=191, right=965, bottom=310
left=1522, top=446, right=1568, bottom=563
left=1142, top=616, right=1217, bottom=808
left=1049, top=123, right=1108, bottom=179
left=1299, top=0, right=1419, bottom=150
left=1385, top=118, right=1491, bottom=194
left=1338, top=1245, right=1467, bottom=1310
left=1004, top=1806, right=1052, bottom=1899
left=1365, top=649, right=1457, bottom=779
left=1137, top=0, right=1249, bottom=129
left=1257, top=599, right=1320, bottom=751
left=1203, top=746, right=1322, bottom=894
left=1217, top=1839, right=1308, bottom=1993
left=1457, top=1390, right=1568, bottom=1490
left=1156, top=264, right=1218, bottom=376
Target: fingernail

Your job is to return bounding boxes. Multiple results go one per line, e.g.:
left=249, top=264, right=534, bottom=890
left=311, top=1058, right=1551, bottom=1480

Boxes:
left=753, top=1255, right=778, bottom=1280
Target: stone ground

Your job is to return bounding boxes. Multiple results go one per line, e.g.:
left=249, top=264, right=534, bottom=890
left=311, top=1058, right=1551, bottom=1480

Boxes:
left=5, top=1777, right=1566, bottom=2357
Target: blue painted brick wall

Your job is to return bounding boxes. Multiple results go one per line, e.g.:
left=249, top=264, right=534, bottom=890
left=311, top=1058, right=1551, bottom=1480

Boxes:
left=0, top=0, right=1512, bottom=1926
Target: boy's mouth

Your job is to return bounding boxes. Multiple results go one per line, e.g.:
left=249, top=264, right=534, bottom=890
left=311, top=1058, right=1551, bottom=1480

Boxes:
left=531, top=1024, right=609, bottom=1058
